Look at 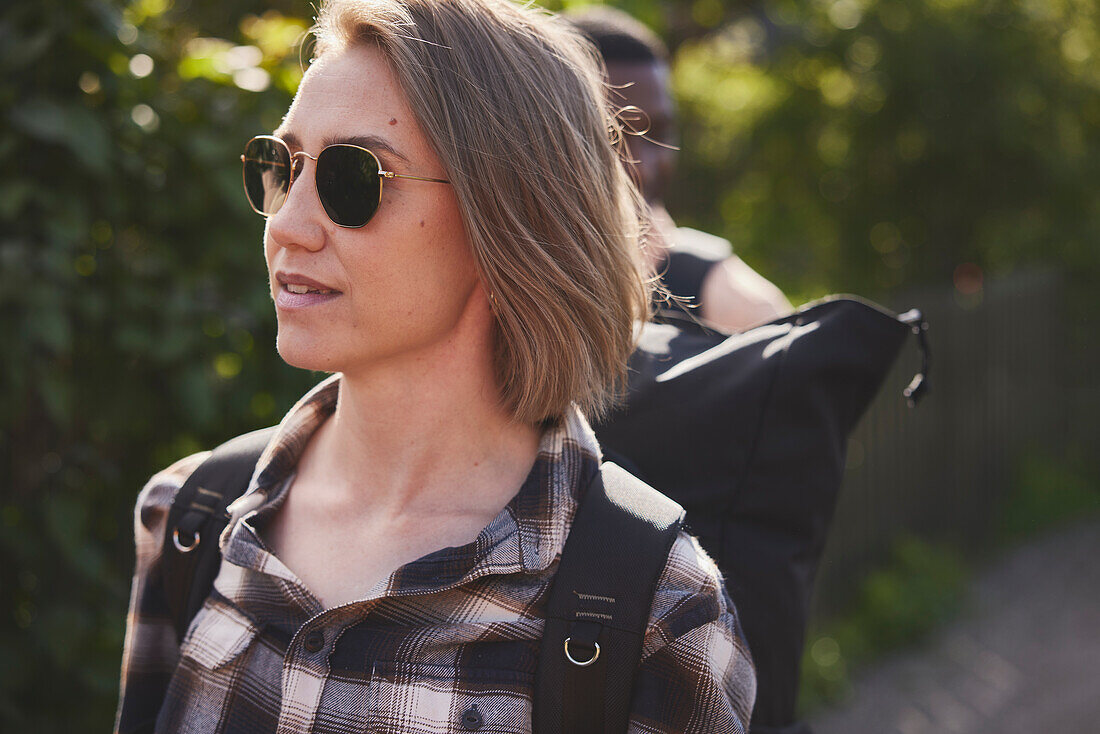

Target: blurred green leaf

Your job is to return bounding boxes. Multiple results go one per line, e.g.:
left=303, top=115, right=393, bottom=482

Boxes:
left=9, top=100, right=110, bottom=175
left=24, top=301, right=72, bottom=354
left=0, top=25, right=54, bottom=71
left=9, top=98, right=70, bottom=141
left=0, top=182, right=34, bottom=219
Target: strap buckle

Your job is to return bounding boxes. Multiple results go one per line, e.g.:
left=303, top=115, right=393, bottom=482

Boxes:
left=563, top=638, right=600, bottom=667
left=173, top=528, right=200, bottom=553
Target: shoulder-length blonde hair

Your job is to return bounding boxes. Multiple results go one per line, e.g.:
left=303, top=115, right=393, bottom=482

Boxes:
left=312, top=0, right=651, bottom=425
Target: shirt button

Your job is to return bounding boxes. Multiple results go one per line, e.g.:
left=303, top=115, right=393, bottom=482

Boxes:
left=303, top=630, right=325, bottom=653
left=460, top=704, right=483, bottom=730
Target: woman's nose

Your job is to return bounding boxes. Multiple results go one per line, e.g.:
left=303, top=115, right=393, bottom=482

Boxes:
left=265, top=155, right=326, bottom=252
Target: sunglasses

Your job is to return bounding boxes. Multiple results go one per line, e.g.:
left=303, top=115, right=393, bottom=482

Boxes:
left=241, top=135, right=450, bottom=228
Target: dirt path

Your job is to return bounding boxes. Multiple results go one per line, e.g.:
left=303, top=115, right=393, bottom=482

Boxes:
left=808, top=520, right=1100, bottom=734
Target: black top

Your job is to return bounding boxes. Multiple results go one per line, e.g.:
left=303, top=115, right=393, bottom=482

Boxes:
left=661, top=250, right=720, bottom=305
left=654, top=229, right=728, bottom=319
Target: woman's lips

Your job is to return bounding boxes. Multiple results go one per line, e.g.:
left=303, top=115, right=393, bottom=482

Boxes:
left=273, top=271, right=342, bottom=310
left=275, top=283, right=342, bottom=310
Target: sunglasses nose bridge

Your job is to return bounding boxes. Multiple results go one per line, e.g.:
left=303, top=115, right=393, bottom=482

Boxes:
left=287, top=149, right=319, bottom=185
left=269, top=148, right=329, bottom=230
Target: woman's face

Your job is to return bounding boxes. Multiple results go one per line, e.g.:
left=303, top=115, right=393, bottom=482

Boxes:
left=264, top=43, right=484, bottom=377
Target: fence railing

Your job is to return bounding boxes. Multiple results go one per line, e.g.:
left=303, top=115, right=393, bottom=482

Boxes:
left=811, top=268, right=1074, bottom=617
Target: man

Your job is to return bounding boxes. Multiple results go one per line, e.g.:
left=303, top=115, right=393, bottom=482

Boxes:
left=572, top=10, right=820, bottom=734
left=571, top=7, right=791, bottom=332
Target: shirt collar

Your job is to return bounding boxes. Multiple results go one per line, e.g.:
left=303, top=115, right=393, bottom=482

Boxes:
left=251, top=373, right=341, bottom=495
left=225, top=374, right=602, bottom=594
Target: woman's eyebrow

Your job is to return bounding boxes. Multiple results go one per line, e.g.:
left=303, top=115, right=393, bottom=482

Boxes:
left=324, top=134, right=409, bottom=163
left=272, top=131, right=409, bottom=164
left=275, top=130, right=301, bottom=150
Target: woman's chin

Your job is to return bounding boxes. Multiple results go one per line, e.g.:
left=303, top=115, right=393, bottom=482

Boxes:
left=275, top=335, right=338, bottom=373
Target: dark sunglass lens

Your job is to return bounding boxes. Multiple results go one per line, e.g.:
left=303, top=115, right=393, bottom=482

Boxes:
left=316, top=145, right=381, bottom=227
left=242, top=138, right=290, bottom=216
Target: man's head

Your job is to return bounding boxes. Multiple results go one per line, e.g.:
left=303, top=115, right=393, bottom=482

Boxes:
left=568, top=7, right=677, bottom=206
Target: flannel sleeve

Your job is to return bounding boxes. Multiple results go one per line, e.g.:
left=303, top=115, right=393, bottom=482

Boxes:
left=114, top=451, right=209, bottom=734
left=628, top=532, right=757, bottom=734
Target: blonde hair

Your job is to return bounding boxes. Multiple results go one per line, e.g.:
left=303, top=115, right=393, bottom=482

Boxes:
left=312, top=0, right=651, bottom=424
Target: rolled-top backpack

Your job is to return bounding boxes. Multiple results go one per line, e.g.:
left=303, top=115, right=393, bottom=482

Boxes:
left=593, top=295, right=929, bottom=734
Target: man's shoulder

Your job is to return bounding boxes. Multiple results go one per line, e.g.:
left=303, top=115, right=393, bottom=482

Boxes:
left=673, top=226, right=733, bottom=261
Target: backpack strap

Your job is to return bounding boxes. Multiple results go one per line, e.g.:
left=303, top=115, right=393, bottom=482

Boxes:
left=534, top=462, right=686, bottom=734
left=162, top=426, right=277, bottom=643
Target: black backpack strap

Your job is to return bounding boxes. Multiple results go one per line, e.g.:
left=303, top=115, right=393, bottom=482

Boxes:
left=534, top=462, right=686, bottom=734
left=162, top=426, right=277, bottom=643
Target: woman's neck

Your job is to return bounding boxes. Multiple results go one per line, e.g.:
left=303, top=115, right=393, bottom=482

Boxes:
left=295, top=320, right=542, bottom=521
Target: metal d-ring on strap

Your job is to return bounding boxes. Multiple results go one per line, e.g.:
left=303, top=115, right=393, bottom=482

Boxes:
left=563, top=637, right=600, bottom=666
left=173, top=528, right=200, bottom=553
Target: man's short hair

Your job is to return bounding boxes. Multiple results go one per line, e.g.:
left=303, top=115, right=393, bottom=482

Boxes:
left=565, top=6, right=669, bottom=65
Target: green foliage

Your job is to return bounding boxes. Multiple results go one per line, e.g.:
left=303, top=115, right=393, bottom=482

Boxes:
left=998, top=446, right=1100, bottom=542
left=1, top=0, right=315, bottom=728
left=798, top=536, right=968, bottom=712
left=669, top=0, right=1100, bottom=301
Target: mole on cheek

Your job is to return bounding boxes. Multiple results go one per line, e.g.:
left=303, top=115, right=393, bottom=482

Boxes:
left=419, top=220, right=425, bottom=228
left=388, top=118, right=397, bottom=126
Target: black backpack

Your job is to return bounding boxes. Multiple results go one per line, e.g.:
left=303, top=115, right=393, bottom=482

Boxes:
left=593, top=296, right=928, bottom=734
left=157, top=434, right=684, bottom=734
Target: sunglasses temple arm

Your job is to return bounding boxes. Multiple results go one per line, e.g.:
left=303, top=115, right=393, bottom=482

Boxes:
left=242, top=155, right=289, bottom=168
left=381, top=170, right=450, bottom=184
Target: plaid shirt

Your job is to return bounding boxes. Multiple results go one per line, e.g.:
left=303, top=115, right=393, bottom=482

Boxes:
left=116, top=375, right=755, bottom=733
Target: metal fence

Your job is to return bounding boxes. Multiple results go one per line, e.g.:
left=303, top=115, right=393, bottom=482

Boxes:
left=810, top=268, right=1081, bottom=617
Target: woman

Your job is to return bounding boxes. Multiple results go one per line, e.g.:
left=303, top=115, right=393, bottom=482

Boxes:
left=116, top=0, right=755, bottom=731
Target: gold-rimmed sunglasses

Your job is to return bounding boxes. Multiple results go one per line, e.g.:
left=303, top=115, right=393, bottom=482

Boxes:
left=240, top=135, right=450, bottom=228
